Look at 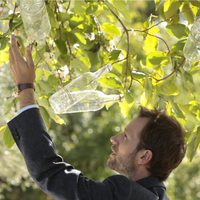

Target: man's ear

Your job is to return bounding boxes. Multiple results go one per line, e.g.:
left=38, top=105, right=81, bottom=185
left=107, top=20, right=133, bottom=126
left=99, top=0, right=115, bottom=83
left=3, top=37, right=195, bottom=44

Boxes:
left=137, top=150, right=152, bottom=165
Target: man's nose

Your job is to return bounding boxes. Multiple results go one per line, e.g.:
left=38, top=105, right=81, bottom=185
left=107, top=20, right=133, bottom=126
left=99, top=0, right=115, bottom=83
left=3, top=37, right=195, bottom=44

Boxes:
left=110, top=135, right=119, bottom=145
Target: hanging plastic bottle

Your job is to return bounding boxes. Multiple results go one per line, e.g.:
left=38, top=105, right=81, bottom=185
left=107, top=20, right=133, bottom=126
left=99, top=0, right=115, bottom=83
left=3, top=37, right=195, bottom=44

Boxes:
left=50, top=90, right=122, bottom=114
left=60, top=63, right=112, bottom=92
left=183, top=16, right=200, bottom=68
left=19, top=0, right=51, bottom=44
left=49, top=63, right=112, bottom=113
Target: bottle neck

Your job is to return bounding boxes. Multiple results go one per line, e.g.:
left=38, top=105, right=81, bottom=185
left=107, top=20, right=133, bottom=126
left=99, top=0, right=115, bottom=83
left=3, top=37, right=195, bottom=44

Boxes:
left=20, top=0, right=45, bottom=13
left=93, top=64, right=112, bottom=80
left=102, top=94, right=123, bottom=103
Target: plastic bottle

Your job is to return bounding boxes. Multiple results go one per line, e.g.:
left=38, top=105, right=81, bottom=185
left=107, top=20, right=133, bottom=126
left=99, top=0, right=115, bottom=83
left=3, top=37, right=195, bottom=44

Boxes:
left=49, top=63, right=112, bottom=113
left=183, top=16, right=200, bottom=68
left=50, top=90, right=122, bottom=114
left=59, top=63, right=112, bottom=92
left=19, top=0, right=51, bottom=44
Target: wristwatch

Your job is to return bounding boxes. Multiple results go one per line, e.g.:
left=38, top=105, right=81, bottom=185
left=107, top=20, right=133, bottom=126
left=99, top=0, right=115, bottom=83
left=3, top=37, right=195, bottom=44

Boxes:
left=17, top=83, right=35, bottom=94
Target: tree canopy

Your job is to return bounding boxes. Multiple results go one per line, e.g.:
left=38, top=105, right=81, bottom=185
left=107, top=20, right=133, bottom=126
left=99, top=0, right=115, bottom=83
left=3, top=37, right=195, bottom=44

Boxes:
left=0, top=0, right=200, bottom=199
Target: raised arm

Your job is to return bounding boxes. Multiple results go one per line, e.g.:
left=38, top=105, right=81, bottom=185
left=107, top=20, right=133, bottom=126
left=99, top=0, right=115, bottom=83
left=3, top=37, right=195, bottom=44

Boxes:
left=8, top=35, right=113, bottom=200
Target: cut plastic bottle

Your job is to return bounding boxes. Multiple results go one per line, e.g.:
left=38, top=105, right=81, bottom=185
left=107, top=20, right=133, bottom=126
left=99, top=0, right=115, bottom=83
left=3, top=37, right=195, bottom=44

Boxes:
left=50, top=90, right=122, bottom=114
left=19, top=0, right=51, bottom=44
left=183, top=16, right=200, bottom=68
left=49, top=63, right=112, bottom=113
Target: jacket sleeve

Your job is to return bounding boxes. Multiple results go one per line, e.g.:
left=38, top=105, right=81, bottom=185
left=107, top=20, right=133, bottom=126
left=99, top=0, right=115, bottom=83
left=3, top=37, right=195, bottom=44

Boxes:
left=7, top=108, right=114, bottom=200
left=7, top=108, right=158, bottom=200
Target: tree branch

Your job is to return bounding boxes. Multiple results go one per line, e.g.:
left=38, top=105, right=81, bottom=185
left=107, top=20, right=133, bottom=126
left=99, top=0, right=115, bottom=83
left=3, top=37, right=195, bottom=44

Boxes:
left=9, top=2, right=18, bottom=31
left=104, top=1, right=132, bottom=90
left=66, top=0, right=71, bottom=12
left=153, top=58, right=186, bottom=82
left=132, top=26, right=170, bottom=54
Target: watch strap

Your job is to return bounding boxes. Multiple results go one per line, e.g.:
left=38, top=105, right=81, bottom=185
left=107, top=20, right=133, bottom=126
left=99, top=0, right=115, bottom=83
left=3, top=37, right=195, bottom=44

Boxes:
left=17, top=83, right=35, bottom=94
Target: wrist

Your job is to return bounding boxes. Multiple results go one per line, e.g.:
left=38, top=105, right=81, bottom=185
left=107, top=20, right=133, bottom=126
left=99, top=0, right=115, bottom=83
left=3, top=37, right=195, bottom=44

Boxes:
left=17, top=83, right=35, bottom=94
left=18, top=88, right=36, bottom=109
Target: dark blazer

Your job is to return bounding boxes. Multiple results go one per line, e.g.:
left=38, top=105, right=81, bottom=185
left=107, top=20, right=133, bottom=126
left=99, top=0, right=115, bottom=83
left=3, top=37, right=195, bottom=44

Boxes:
left=8, top=108, right=169, bottom=200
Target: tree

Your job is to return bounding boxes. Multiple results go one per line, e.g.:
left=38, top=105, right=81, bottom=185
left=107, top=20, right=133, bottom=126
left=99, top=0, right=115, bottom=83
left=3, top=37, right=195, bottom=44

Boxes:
left=0, top=0, right=200, bottom=199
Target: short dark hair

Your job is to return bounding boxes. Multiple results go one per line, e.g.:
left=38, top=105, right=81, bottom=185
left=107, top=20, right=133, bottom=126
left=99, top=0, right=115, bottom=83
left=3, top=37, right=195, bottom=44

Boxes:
left=137, top=107, right=186, bottom=181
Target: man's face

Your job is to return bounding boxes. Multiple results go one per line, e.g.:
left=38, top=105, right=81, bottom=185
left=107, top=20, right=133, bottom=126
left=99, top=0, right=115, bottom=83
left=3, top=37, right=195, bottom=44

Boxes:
left=107, top=117, right=149, bottom=177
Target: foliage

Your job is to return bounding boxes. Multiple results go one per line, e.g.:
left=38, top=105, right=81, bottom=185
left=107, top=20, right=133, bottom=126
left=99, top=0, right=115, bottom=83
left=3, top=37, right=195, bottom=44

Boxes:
left=0, top=0, right=200, bottom=199
left=167, top=153, right=200, bottom=200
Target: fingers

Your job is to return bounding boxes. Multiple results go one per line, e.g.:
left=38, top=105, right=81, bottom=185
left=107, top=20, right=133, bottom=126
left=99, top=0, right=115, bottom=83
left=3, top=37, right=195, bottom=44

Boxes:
left=9, top=48, right=15, bottom=71
left=9, top=48, right=18, bottom=83
left=25, top=45, right=35, bottom=69
left=11, top=34, right=23, bottom=60
left=9, top=48, right=14, bottom=65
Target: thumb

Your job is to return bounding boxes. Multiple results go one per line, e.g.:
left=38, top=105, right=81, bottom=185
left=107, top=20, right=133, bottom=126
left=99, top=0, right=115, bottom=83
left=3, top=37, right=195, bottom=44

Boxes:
left=25, top=45, right=34, bottom=68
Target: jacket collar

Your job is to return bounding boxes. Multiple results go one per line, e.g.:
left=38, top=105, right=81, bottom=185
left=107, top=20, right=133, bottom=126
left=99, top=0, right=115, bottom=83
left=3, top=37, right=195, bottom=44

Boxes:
left=136, top=176, right=166, bottom=190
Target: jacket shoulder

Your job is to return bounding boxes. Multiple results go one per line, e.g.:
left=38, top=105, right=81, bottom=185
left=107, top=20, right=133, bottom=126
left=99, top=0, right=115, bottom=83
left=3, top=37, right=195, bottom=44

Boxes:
left=104, top=175, right=159, bottom=200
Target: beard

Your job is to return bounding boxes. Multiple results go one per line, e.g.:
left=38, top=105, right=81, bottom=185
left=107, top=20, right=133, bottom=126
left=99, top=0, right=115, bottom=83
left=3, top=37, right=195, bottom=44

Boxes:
left=106, top=149, right=137, bottom=178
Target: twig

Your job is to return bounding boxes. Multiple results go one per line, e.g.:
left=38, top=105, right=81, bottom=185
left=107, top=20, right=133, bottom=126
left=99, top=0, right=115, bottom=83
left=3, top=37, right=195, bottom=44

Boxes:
left=9, top=2, right=18, bottom=31
left=135, top=20, right=165, bottom=33
left=111, top=58, right=127, bottom=65
left=66, top=0, right=71, bottom=12
left=116, top=30, right=125, bottom=47
left=91, top=14, right=102, bottom=40
left=131, top=29, right=170, bottom=53
left=153, top=58, right=186, bottom=82
left=104, top=1, right=132, bottom=89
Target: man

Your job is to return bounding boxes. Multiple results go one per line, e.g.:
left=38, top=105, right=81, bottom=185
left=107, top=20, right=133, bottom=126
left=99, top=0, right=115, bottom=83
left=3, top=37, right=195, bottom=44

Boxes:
left=8, top=35, right=186, bottom=200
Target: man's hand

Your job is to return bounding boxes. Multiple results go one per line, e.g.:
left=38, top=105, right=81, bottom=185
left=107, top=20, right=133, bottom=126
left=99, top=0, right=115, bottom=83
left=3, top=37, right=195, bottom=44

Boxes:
left=9, top=34, right=35, bottom=85
left=9, top=34, right=36, bottom=108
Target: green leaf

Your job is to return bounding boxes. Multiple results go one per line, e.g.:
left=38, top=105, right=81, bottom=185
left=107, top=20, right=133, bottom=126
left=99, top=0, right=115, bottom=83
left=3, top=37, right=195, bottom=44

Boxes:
left=109, top=49, right=121, bottom=60
left=40, top=106, right=51, bottom=130
left=157, top=79, right=179, bottom=96
left=0, top=46, right=9, bottom=65
left=69, top=15, right=84, bottom=29
left=99, top=73, right=122, bottom=89
left=118, top=101, right=134, bottom=118
left=143, top=35, right=158, bottom=54
left=57, top=12, right=70, bottom=22
left=190, top=1, right=200, bottom=8
left=144, top=78, right=153, bottom=103
left=166, top=24, right=189, bottom=39
left=102, top=23, right=121, bottom=37
left=73, top=0, right=86, bottom=14
left=124, top=91, right=134, bottom=104
left=143, top=27, right=160, bottom=54
left=37, top=80, right=53, bottom=94
left=37, top=96, right=65, bottom=125
left=46, top=4, right=59, bottom=28
left=171, top=101, right=185, bottom=119
left=164, top=0, right=182, bottom=19
left=146, top=51, right=169, bottom=68
left=0, top=37, right=8, bottom=50
left=75, top=32, right=86, bottom=45
left=0, top=125, right=6, bottom=134
left=187, top=126, right=200, bottom=161
left=47, top=75, right=60, bottom=91
left=171, top=39, right=186, bottom=53
left=86, top=4, right=98, bottom=14
left=111, top=0, right=130, bottom=19
left=87, top=51, right=100, bottom=67
left=183, top=71, right=194, bottom=84
left=55, top=38, right=68, bottom=55
left=182, top=3, right=194, bottom=24
left=132, top=71, right=146, bottom=79
left=3, top=126, right=15, bottom=149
